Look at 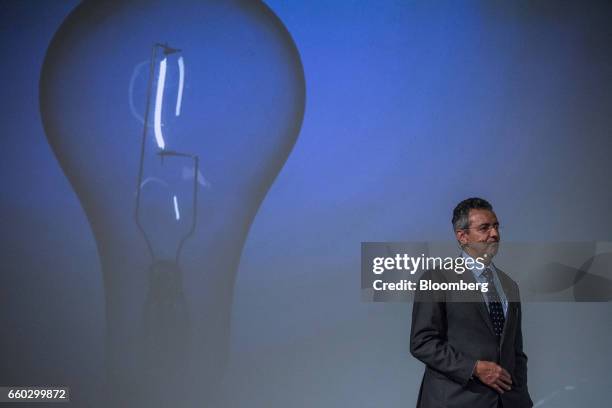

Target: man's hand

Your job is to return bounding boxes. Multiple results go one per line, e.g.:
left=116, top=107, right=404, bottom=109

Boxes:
left=474, top=360, right=512, bottom=394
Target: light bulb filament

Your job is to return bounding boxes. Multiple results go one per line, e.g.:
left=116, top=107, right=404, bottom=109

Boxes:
left=135, top=44, right=199, bottom=263
left=140, top=177, right=169, bottom=190
left=173, top=195, right=180, bottom=221
left=153, top=57, right=167, bottom=150
left=176, top=56, right=184, bottom=117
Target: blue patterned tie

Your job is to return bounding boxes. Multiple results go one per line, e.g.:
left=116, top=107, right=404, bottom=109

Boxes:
left=483, top=267, right=505, bottom=339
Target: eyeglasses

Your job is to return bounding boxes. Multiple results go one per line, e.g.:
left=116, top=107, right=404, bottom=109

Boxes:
left=463, top=223, right=502, bottom=234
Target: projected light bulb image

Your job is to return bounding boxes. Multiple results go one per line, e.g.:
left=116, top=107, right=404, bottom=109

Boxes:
left=39, top=1, right=305, bottom=407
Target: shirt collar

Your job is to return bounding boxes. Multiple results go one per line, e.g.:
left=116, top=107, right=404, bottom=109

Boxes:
left=461, top=251, right=496, bottom=278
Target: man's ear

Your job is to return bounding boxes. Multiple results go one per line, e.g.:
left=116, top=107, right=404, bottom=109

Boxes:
left=455, top=229, right=468, bottom=246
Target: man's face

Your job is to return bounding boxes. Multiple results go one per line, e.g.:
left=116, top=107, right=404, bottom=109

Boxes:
left=456, top=209, right=500, bottom=262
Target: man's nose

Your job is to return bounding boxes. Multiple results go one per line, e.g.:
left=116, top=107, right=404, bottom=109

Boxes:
left=489, top=227, right=500, bottom=239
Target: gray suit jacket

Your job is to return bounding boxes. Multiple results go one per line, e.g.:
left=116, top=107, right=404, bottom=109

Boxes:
left=410, top=267, right=533, bottom=408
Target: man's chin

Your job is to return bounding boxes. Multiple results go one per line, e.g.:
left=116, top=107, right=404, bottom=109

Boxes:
left=467, top=242, right=499, bottom=261
left=484, top=243, right=499, bottom=259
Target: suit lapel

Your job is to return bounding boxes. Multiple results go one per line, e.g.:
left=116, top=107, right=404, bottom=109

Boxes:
left=459, top=268, right=497, bottom=336
left=496, top=267, right=517, bottom=346
left=476, top=296, right=496, bottom=337
left=500, top=304, right=516, bottom=347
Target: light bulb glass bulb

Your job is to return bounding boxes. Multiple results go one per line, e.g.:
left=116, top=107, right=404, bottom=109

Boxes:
left=40, top=1, right=305, bottom=407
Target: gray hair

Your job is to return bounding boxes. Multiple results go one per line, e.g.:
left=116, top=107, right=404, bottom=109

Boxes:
left=452, top=197, right=493, bottom=231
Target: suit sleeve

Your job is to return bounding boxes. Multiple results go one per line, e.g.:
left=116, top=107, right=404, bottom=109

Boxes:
left=409, top=270, right=477, bottom=386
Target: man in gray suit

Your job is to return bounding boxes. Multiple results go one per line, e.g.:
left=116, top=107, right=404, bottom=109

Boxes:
left=410, top=197, right=533, bottom=408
